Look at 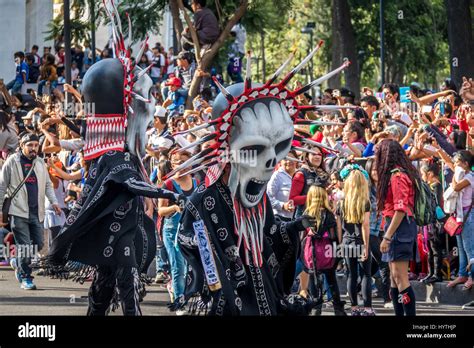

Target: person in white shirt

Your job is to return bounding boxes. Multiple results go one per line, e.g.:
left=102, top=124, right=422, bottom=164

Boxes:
left=267, top=151, right=298, bottom=221
left=71, top=61, right=80, bottom=82
left=150, top=47, right=165, bottom=84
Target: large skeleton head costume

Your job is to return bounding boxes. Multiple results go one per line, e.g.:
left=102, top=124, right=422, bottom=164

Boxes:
left=168, top=42, right=350, bottom=266
left=81, top=0, right=155, bottom=162
left=229, top=97, right=294, bottom=207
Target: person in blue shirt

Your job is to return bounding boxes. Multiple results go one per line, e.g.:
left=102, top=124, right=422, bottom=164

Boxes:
left=163, top=77, right=186, bottom=117
left=6, top=52, right=29, bottom=94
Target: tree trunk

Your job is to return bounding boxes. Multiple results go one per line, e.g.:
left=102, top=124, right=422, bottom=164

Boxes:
left=177, top=0, right=201, bottom=63
left=169, top=0, right=183, bottom=52
left=328, top=0, right=360, bottom=99
left=445, top=0, right=474, bottom=89
left=186, top=0, right=249, bottom=108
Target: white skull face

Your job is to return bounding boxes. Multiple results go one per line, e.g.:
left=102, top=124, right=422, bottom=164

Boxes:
left=229, top=98, right=294, bottom=208
left=127, top=70, right=155, bottom=158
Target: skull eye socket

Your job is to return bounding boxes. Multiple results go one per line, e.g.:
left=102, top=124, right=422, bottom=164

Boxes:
left=275, top=137, right=292, bottom=155
left=241, top=145, right=266, bottom=155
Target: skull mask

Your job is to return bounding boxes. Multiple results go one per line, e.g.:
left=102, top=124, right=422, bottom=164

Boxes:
left=228, top=98, right=294, bottom=208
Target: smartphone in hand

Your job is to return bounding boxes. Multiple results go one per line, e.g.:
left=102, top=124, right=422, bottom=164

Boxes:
left=422, top=105, right=432, bottom=114
left=399, top=86, right=410, bottom=103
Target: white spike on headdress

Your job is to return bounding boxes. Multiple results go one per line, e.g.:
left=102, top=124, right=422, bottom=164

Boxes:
left=173, top=121, right=216, bottom=136
left=264, top=49, right=296, bottom=87
left=131, top=92, right=151, bottom=103
left=244, top=51, right=252, bottom=91
left=133, top=63, right=154, bottom=82
left=175, top=133, right=218, bottom=153
left=299, top=138, right=339, bottom=153
left=294, top=60, right=351, bottom=96
left=126, top=12, right=132, bottom=49
left=285, top=156, right=304, bottom=164
left=110, top=0, right=123, bottom=35
left=292, top=145, right=324, bottom=155
left=295, top=120, right=345, bottom=126
left=176, top=160, right=219, bottom=179
left=135, top=35, right=149, bottom=65
left=299, top=105, right=358, bottom=111
left=212, top=77, right=235, bottom=102
left=166, top=148, right=217, bottom=178
left=279, top=40, right=324, bottom=87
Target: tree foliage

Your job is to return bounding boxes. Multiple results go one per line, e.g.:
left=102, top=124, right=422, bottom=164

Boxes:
left=246, top=0, right=450, bottom=90
left=46, top=0, right=454, bottom=91
left=45, top=0, right=166, bottom=46
left=349, top=0, right=449, bottom=88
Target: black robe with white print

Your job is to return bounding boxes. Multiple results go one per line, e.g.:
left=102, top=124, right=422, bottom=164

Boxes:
left=47, top=151, right=178, bottom=277
left=178, top=180, right=308, bottom=316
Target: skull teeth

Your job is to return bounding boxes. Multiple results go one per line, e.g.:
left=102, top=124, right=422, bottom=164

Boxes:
left=251, top=178, right=266, bottom=185
left=245, top=193, right=261, bottom=203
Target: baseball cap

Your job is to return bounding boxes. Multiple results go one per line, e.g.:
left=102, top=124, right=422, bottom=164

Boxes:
left=20, top=133, right=39, bottom=144
left=165, top=77, right=182, bottom=88
left=154, top=105, right=167, bottom=118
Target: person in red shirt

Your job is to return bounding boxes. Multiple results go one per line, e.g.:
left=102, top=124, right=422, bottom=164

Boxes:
left=289, top=145, right=329, bottom=300
left=376, top=139, right=419, bottom=316
left=289, top=145, right=329, bottom=219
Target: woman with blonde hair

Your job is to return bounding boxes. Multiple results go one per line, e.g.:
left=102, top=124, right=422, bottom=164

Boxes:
left=337, top=164, right=374, bottom=316
left=299, top=184, right=346, bottom=316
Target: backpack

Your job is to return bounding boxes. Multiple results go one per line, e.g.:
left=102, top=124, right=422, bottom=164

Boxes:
left=391, top=169, right=436, bottom=226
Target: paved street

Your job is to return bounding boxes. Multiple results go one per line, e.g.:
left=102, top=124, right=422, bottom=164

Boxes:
left=1, top=265, right=473, bottom=316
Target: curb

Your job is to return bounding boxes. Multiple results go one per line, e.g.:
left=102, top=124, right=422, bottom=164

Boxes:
left=335, top=276, right=474, bottom=306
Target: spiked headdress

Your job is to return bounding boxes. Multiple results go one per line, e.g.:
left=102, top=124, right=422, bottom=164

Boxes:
left=167, top=42, right=350, bottom=184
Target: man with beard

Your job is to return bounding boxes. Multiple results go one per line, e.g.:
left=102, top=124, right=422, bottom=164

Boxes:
left=0, top=133, right=61, bottom=290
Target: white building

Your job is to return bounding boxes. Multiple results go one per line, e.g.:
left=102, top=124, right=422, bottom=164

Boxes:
left=0, top=0, right=172, bottom=83
left=0, top=0, right=54, bottom=82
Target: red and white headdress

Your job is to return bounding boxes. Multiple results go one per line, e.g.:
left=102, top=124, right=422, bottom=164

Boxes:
left=168, top=41, right=350, bottom=183
left=166, top=42, right=351, bottom=267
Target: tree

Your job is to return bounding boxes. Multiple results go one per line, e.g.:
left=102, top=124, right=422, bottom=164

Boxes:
left=348, top=0, right=450, bottom=89
left=240, top=0, right=293, bottom=80
left=172, top=0, right=250, bottom=107
left=246, top=0, right=333, bottom=88
left=445, top=0, right=474, bottom=89
left=45, top=0, right=102, bottom=45
left=169, top=0, right=184, bottom=51
left=328, top=0, right=360, bottom=99
left=45, top=0, right=167, bottom=47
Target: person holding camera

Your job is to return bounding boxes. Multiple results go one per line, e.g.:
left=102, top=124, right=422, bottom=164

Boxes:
left=0, top=133, right=61, bottom=290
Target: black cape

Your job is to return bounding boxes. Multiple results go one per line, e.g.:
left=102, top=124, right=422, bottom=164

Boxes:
left=47, top=151, right=178, bottom=277
left=178, top=180, right=309, bottom=316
